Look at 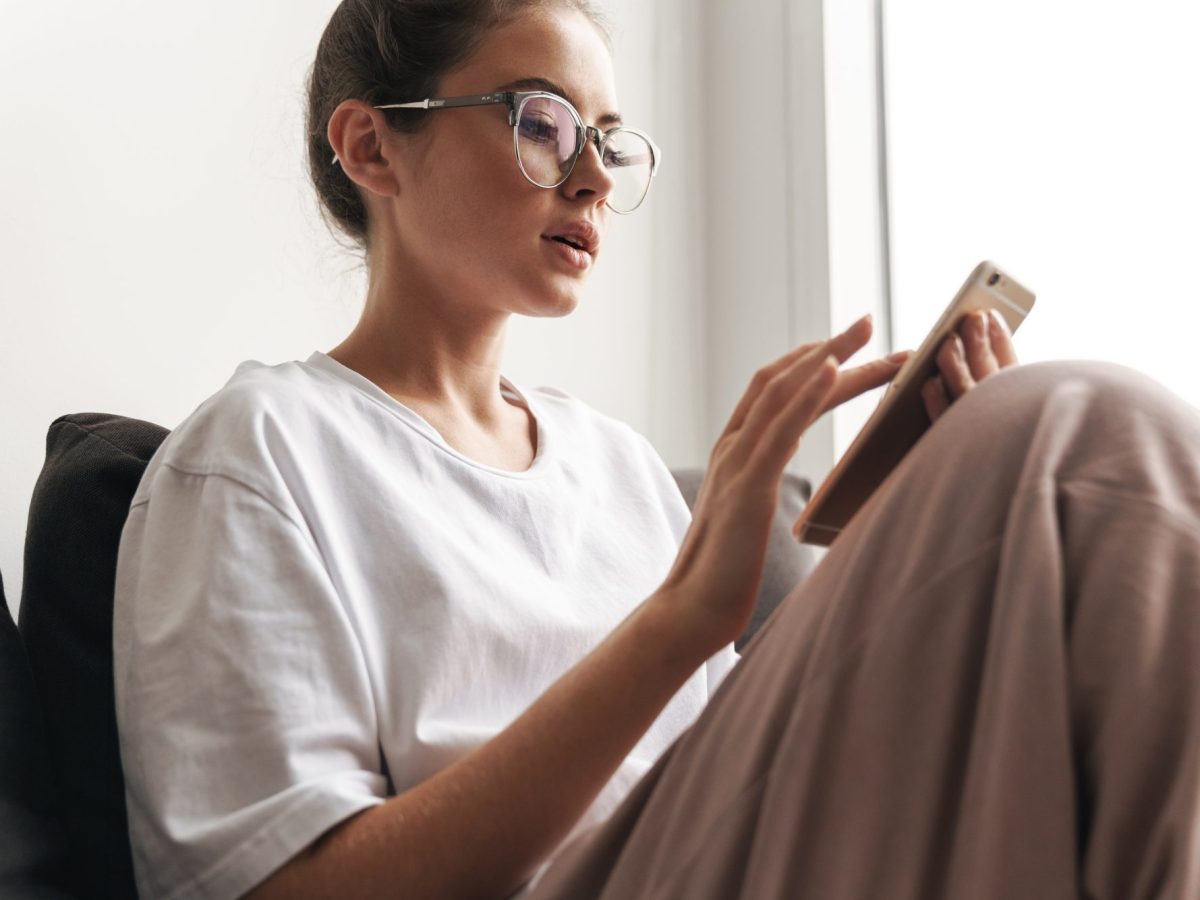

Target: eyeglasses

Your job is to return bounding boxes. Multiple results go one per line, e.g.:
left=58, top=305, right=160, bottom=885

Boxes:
left=331, top=90, right=662, bottom=214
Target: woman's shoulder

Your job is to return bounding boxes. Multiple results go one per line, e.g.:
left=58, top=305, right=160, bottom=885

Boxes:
left=136, top=358, right=336, bottom=503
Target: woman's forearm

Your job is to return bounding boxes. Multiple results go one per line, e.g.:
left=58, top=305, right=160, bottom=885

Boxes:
left=245, top=590, right=706, bottom=900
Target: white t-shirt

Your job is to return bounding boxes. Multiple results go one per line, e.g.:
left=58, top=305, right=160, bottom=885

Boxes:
left=113, top=351, right=739, bottom=900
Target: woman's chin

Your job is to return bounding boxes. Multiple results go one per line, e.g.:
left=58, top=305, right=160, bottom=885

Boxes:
left=525, top=280, right=585, bottom=317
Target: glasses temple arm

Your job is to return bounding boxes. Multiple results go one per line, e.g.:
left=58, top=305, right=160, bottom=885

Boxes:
left=330, top=100, right=435, bottom=164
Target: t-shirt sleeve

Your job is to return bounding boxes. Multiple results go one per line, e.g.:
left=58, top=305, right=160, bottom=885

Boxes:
left=113, top=464, right=387, bottom=900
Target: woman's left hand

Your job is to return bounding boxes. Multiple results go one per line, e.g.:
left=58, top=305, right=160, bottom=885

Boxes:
left=921, top=309, right=1019, bottom=423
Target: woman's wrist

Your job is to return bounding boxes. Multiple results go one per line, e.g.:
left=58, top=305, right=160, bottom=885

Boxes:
left=642, top=586, right=736, bottom=671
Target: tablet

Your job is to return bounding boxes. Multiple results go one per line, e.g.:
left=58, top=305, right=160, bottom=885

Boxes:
left=792, top=260, right=1036, bottom=546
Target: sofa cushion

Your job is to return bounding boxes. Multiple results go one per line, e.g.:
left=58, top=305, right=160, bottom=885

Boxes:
left=19, top=413, right=169, bottom=899
left=0, top=570, right=73, bottom=898
left=670, top=468, right=822, bottom=652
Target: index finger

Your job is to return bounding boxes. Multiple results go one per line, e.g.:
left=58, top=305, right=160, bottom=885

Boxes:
left=764, top=312, right=874, bottom=379
left=819, top=351, right=910, bottom=414
left=827, top=313, right=875, bottom=364
left=720, top=314, right=874, bottom=440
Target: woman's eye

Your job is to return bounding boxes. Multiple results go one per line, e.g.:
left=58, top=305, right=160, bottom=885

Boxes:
left=604, top=149, right=629, bottom=167
left=518, top=116, right=558, bottom=143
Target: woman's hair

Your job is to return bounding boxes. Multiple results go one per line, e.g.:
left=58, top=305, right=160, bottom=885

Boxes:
left=306, top=0, right=613, bottom=254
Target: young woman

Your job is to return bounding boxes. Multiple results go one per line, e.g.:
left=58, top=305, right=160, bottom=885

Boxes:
left=112, top=1, right=1200, bottom=898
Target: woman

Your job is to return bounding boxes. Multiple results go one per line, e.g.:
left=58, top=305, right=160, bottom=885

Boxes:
left=112, top=1, right=1200, bottom=898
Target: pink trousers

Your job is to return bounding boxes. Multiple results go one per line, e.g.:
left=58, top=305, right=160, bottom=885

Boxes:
left=527, top=360, right=1200, bottom=900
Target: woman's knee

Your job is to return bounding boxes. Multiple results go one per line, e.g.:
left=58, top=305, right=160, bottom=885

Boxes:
left=935, top=359, right=1200, bottom=499
left=952, top=359, right=1188, bottom=433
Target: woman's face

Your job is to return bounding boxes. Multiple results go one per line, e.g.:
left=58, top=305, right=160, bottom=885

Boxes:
left=381, top=8, right=620, bottom=319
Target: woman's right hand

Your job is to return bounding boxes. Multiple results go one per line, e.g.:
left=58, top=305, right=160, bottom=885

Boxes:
left=654, top=314, right=910, bottom=659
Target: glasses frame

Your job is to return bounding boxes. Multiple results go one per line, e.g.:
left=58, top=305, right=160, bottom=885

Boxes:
left=330, top=90, right=662, bottom=214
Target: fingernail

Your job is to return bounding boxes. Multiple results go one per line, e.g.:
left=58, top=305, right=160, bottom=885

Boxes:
left=886, top=350, right=910, bottom=363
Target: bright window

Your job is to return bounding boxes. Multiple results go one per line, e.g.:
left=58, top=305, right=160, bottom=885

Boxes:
left=883, top=1, right=1200, bottom=410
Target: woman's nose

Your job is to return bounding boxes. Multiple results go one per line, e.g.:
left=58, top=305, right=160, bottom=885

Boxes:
left=564, top=129, right=616, bottom=202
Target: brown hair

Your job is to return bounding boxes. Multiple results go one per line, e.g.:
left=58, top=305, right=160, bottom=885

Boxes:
left=305, top=0, right=613, bottom=255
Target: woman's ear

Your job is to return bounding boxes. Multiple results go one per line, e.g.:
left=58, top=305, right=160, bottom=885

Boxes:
left=328, top=100, right=401, bottom=199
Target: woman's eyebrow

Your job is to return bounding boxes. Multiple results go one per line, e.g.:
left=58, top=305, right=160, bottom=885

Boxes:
left=494, top=77, right=624, bottom=127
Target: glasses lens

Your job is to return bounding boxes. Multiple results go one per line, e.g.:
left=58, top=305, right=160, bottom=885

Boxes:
left=515, top=96, right=657, bottom=212
left=516, top=96, right=577, bottom=187
left=601, top=129, right=654, bottom=213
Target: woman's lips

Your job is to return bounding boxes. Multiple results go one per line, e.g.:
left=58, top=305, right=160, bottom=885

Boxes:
left=542, top=236, right=591, bottom=271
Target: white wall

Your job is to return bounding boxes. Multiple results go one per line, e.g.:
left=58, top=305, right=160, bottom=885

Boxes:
left=703, top=0, right=842, bottom=488
left=0, top=3, right=344, bottom=613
